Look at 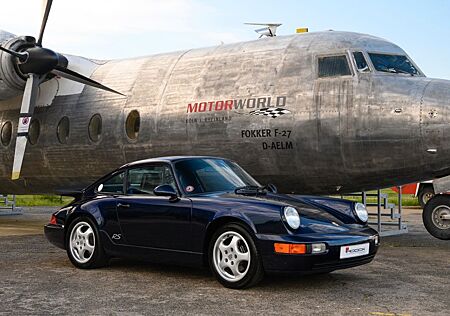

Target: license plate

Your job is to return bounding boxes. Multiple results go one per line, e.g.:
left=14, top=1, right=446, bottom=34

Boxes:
left=340, top=243, right=369, bottom=259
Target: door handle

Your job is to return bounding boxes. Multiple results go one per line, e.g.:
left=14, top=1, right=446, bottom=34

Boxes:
left=117, top=203, right=130, bottom=208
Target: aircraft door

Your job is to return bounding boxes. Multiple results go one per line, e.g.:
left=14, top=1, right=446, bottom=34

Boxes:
left=340, top=51, right=374, bottom=177
left=313, top=53, right=354, bottom=189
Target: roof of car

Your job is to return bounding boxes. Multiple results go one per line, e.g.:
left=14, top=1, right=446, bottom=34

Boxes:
left=120, top=156, right=226, bottom=168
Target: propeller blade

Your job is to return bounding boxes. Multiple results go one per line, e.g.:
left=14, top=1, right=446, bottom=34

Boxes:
left=11, top=74, right=41, bottom=180
left=52, top=66, right=125, bottom=96
left=37, top=0, right=53, bottom=46
left=0, top=45, right=28, bottom=62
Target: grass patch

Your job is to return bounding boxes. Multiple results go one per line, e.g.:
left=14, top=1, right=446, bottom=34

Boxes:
left=1, top=189, right=420, bottom=208
left=1, top=195, right=73, bottom=207
left=334, top=189, right=420, bottom=207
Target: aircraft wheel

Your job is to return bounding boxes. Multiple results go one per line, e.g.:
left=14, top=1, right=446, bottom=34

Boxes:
left=422, top=195, right=450, bottom=240
left=418, top=186, right=435, bottom=209
left=66, top=216, right=109, bottom=268
left=209, top=223, right=264, bottom=289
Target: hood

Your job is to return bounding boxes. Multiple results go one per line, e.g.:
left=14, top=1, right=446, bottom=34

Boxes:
left=192, top=191, right=358, bottom=225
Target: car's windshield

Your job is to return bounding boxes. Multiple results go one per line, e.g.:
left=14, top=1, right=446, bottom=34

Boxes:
left=174, top=158, right=260, bottom=194
left=368, top=53, right=419, bottom=76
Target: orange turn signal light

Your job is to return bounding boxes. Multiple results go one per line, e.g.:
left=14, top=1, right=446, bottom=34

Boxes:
left=274, top=243, right=290, bottom=253
left=274, top=243, right=307, bottom=254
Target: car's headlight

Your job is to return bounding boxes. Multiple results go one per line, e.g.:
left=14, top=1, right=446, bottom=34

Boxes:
left=283, top=206, right=301, bottom=229
left=354, top=202, right=368, bottom=223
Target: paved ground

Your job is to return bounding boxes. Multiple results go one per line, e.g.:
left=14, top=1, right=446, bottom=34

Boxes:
left=0, top=207, right=448, bottom=315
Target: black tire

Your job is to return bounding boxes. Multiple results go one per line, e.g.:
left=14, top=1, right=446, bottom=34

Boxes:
left=208, top=223, right=264, bottom=289
left=65, top=216, right=109, bottom=269
left=418, top=186, right=435, bottom=209
left=422, top=195, right=450, bottom=240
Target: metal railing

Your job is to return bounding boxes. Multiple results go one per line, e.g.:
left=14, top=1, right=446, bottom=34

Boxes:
left=0, top=195, right=22, bottom=216
left=342, top=187, right=408, bottom=236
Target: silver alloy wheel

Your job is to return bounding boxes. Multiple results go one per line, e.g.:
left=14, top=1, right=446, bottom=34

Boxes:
left=432, top=206, right=450, bottom=230
left=212, top=231, right=251, bottom=282
left=69, top=221, right=95, bottom=264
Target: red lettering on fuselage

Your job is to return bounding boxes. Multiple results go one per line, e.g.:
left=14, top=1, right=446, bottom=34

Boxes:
left=186, top=96, right=286, bottom=113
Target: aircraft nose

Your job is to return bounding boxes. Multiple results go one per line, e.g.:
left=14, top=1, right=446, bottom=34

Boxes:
left=420, top=78, right=450, bottom=177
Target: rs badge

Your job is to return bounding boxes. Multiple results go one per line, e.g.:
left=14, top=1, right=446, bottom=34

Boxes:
left=112, top=234, right=122, bottom=240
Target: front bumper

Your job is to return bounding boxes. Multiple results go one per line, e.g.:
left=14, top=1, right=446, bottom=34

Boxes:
left=44, top=224, right=65, bottom=250
left=257, top=227, right=379, bottom=274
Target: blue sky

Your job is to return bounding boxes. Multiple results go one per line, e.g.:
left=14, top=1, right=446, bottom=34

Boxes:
left=1, top=0, right=450, bottom=79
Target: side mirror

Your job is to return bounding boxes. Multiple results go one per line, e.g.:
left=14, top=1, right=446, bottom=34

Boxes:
left=154, top=185, right=178, bottom=199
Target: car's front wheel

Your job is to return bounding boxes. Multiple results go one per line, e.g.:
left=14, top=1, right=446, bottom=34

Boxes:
left=209, top=223, right=264, bottom=289
left=66, top=216, right=108, bottom=269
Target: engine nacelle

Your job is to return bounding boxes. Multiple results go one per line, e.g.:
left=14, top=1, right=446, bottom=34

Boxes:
left=0, top=35, right=36, bottom=100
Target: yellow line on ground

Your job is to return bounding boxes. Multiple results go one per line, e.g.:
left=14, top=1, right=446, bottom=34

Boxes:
left=369, top=312, right=412, bottom=316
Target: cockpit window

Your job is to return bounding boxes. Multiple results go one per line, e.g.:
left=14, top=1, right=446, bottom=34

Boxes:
left=353, top=52, right=369, bottom=72
left=318, top=55, right=352, bottom=78
left=368, top=53, right=419, bottom=76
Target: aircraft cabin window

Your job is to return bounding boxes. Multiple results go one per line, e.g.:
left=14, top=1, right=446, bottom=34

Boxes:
left=127, top=165, right=176, bottom=195
left=57, top=116, right=70, bottom=144
left=318, top=55, right=352, bottom=78
left=353, top=52, right=369, bottom=72
left=97, top=171, right=125, bottom=194
left=1, top=121, right=12, bottom=147
left=28, top=120, right=40, bottom=145
left=88, top=114, right=102, bottom=143
left=125, top=110, right=140, bottom=140
left=368, top=53, right=419, bottom=76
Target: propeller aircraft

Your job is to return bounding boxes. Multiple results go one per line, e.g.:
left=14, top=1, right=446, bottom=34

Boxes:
left=1, top=1, right=450, bottom=239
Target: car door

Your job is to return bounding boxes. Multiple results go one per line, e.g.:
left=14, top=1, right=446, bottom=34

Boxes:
left=115, top=163, right=192, bottom=251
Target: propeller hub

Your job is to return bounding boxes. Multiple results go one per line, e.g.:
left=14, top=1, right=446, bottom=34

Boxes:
left=18, top=46, right=61, bottom=75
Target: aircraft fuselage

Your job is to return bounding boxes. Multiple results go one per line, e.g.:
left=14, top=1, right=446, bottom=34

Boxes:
left=1, top=31, right=450, bottom=194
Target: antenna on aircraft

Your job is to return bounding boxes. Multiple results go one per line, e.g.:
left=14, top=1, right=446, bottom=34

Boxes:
left=244, top=23, right=282, bottom=38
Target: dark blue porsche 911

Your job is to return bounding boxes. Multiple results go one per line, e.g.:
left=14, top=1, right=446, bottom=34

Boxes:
left=45, top=156, right=379, bottom=289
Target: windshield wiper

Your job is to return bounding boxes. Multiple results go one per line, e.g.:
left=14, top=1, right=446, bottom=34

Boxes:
left=381, top=67, right=415, bottom=76
left=234, top=185, right=266, bottom=195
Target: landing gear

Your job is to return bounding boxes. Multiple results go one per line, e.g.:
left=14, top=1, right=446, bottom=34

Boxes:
left=422, top=195, right=450, bottom=240
left=418, top=186, right=435, bottom=209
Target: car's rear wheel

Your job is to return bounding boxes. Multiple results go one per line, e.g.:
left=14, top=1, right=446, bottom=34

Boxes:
left=209, top=223, right=264, bottom=289
left=66, top=216, right=108, bottom=268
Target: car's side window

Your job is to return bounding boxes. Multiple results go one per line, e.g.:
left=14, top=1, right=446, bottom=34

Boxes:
left=127, top=165, right=176, bottom=195
left=318, top=55, right=352, bottom=78
left=97, top=171, right=125, bottom=194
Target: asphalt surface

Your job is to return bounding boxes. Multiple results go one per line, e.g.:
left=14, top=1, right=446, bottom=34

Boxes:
left=0, top=207, right=449, bottom=315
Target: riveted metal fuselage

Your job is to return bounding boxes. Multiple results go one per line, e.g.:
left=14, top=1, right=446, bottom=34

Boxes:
left=1, top=31, right=450, bottom=194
